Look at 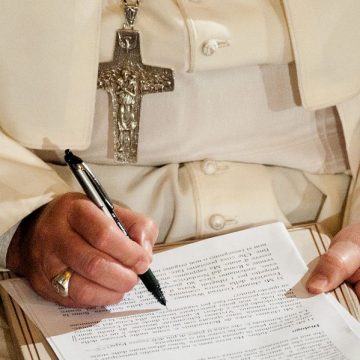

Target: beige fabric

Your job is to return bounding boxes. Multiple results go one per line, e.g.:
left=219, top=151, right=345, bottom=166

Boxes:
left=176, top=0, right=293, bottom=71
left=48, top=64, right=346, bottom=174
left=338, top=94, right=360, bottom=225
left=0, top=1, right=101, bottom=150
left=1, top=1, right=360, bottom=151
left=0, top=3, right=359, bottom=357
left=31, top=59, right=351, bottom=245
left=0, top=0, right=294, bottom=151
left=0, top=1, right=359, bottom=254
left=49, top=161, right=350, bottom=245
left=283, top=0, right=360, bottom=110
left=0, top=133, right=69, bottom=236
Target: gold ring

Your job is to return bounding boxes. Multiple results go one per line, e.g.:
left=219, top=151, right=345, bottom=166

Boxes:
left=51, top=269, right=73, bottom=297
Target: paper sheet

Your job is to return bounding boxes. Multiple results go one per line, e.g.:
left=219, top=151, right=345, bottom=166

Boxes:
left=2, top=223, right=360, bottom=359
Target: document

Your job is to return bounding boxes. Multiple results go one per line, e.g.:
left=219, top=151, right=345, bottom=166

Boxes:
left=2, top=223, right=360, bottom=360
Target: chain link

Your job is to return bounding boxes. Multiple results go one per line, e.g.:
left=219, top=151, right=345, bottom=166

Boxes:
left=123, top=0, right=140, bottom=7
left=122, top=0, right=141, bottom=29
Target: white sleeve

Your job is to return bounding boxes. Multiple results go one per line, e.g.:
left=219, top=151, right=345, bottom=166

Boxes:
left=0, top=131, right=70, bottom=243
left=0, top=222, right=20, bottom=269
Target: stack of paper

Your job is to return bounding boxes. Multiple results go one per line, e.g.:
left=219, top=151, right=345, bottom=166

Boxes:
left=1, top=223, right=360, bottom=359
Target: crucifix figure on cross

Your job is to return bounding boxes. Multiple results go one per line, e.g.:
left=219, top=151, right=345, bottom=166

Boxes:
left=98, top=28, right=174, bottom=163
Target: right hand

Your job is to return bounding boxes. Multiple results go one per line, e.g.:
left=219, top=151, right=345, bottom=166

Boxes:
left=6, top=192, right=158, bottom=308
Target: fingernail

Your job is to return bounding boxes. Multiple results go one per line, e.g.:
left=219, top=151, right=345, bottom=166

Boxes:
left=307, top=275, right=328, bottom=293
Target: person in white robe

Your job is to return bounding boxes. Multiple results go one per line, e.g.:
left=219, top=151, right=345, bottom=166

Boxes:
left=1, top=1, right=360, bottom=307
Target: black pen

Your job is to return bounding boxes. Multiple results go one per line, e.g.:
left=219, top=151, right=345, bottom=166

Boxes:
left=64, top=149, right=166, bottom=306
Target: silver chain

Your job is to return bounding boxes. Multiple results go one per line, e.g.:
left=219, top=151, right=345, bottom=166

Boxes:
left=123, top=0, right=140, bottom=7
left=122, top=0, right=141, bottom=29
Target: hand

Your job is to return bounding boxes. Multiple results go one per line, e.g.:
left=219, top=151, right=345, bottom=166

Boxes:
left=6, top=192, right=158, bottom=308
left=307, top=224, right=360, bottom=299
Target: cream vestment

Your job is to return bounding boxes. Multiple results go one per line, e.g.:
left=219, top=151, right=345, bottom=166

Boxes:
left=0, top=1, right=360, bottom=268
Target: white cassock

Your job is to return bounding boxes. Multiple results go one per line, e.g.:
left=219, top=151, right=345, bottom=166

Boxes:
left=0, top=0, right=360, bottom=267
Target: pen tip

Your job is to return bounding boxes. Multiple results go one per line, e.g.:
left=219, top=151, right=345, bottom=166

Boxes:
left=159, top=298, right=167, bottom=307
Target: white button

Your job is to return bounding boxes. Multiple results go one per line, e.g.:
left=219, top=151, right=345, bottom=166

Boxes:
left=202, top=39, right=230, bottom=56
left=209, top=214, right=226, bottom=230
left=201, top=160, right=217, bottom=175
left=202, top=39, right=219, bottom=56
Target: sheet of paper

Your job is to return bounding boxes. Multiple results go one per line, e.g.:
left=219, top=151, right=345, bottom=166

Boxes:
left=2, top=222, right=360, bottom=360
left=326, top=294, right=360, bottom=337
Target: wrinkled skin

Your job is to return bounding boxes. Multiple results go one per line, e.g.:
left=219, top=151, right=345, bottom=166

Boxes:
left=6, top=192, right=360, bottom=306
left=6, top=192, right=158, bottom=308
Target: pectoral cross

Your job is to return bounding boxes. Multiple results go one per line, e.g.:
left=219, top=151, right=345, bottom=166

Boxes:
left=97, top=3, right=174, bottom=163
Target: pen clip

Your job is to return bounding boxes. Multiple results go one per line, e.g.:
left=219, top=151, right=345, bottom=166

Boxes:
left=81, top=163, right=129, bottom=236
left=81, top=163, right=114, bottom=210
left=64, top=149, right=114, bottom=211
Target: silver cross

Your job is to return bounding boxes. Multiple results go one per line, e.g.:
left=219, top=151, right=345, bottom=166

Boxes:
left=97, top=3, right=174, bottom=163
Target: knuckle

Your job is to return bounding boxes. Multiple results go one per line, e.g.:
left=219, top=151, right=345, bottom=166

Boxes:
left=63, top=192, right=85, bottom=202
left=33, top=218, right=52, bottom=243
left=93, top=226, right=115, bottom=248
left=72, top=284, right=94, bottom=305
left=128, top=216, right=158, bottom=248
left=63, top=194, right=85, bottom=214
left=132, top=252, right=150, bottom=272
left=35, top=224, right=50, bottom=243
left=104, top=293, right=124, bottom=306
left=136, top=251, right=149, bottom=264
left=146, top=219, right=159, bottom=240
left=67, top=197, right=91, bottom=224
left=82, top=254, right=106, bottom=278
left=120, top=273, right=138, bottom=293
left=68, top=198, right=82, bottom=214
left=321, top=251, right=348, bottom=275
left=141, top=217, right=156, bottom=232
left=68, top=198, right=86, bottom=219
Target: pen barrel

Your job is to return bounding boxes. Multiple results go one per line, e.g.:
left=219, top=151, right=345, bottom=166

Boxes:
left=138, top=270, right=157, bottom=291
left=65, top=150, right=166, bottom=306
left=73, top=169, right=113, bottom=218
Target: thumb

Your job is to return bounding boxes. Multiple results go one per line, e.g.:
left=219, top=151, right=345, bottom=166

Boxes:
left=307, top=225, right=360, bottom=294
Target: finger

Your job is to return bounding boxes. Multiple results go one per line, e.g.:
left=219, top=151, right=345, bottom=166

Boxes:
left=307, top=228, right=360, bottom=294
left=30, top=269, right=124, bottom=308
left=114, top=206, right=159, bottom=256
left=68, top=272, right=125, bottom=307
left=55, top=230, right=140, bottom=293
left=67, top=200, right=151, bottom=273
left=28, top=269, right=73, bottom=306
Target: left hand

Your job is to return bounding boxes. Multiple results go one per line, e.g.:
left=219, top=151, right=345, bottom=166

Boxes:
left=307, top=224, right=360, bottom=299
